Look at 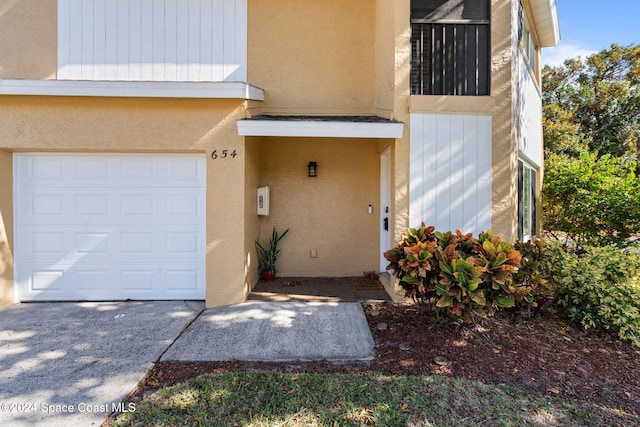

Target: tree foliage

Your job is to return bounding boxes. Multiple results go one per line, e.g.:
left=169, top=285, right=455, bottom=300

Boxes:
left=543, top=44, right=640, bottom=161
left=542, top=44, right=640, bottom=246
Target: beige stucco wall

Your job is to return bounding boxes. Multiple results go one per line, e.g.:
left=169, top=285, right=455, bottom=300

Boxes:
left=247, top=0, right=376, bottom=116
left=0, top=0, right=56, bottom=79
left=0, top=97, right=243, bottom=151
left=374, top=0, right=396, bottom=118
left=0, top=150, right=13, bottom=308
left=0, top=96, right=253, bottom=308
left=256, top=137, right=380, bottom=277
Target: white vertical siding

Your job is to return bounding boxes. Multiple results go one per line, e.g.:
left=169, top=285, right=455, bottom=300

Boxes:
left=409, top=113, right=492, bottom=234
left=517, top=55, right=543, bottom=167
left=58, top=0, right=247, bottom=82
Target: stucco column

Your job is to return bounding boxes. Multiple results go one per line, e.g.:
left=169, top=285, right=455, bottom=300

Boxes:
left=391, top=0, right=412, bottom=241
left=0, top=150, right=14, bottom=307
left=487, top=0, right=518, bottom=241
left=203, top=109, right=251, bottom=308
left=243, top=136, right=261, bottom=297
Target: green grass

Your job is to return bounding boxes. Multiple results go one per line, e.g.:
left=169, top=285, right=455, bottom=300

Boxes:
left=112, top=372, right=638, bottom=427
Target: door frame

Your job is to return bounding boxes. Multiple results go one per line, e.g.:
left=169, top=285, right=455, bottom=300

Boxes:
left=379, top=147, right=392, bottom=272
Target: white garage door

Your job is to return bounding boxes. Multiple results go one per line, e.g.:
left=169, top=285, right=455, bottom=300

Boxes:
left=14, top=153, right=206, bottom=301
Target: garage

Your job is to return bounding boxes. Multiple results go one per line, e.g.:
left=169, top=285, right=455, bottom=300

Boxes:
left=14, top=153, right=206, bottom=301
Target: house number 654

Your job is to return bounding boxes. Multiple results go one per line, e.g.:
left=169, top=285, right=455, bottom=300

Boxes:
left=211, top=149, right=237, bottom=159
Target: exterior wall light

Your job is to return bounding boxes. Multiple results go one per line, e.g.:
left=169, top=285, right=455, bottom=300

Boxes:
left=307, top=161, right=318, bottom=177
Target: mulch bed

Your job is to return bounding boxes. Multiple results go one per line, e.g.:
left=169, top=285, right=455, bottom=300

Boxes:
left=126, top=302, right=640, bottom=417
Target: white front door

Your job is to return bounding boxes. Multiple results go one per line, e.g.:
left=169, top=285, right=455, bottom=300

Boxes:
left=14, top=153, right=206, bottom=301
left=379, top=147, right=391, bottom=272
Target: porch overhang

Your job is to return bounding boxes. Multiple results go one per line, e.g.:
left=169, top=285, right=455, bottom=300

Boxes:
left=237, top=115, right=404, bottom=138
left=529, top=0, right=561, bottom=47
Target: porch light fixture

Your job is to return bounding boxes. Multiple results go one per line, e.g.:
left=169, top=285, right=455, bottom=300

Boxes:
left=307, top=162, right=318, bottom=177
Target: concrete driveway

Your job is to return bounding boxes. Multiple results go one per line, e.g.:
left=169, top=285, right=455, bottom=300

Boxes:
left=0, top=301, right=204, bottom=427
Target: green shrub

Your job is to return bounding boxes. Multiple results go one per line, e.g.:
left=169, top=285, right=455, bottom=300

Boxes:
left=384, top=224, right=522, bottom=320
left=513, top=238, right=553, bottom=317
left=543, top=152, right=640, bottom=248
left=546, top=243, right=640, bottom=345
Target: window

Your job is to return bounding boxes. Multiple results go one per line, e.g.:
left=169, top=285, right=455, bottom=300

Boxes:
left=411, top=0, right=490, bottom=96
left=518, top=160, right=538, bottom=241
left=519, top=2, right=537, bottom=72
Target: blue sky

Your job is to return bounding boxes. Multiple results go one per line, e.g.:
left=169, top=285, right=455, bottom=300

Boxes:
left=541, top=0, right=640, bottom=66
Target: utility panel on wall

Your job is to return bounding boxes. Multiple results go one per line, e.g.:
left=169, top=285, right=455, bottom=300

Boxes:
left=257, top=186, right=270, bottom=216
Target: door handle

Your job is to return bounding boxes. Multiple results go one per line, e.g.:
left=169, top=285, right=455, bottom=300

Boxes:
left=383, top=217, right=389, bottom=231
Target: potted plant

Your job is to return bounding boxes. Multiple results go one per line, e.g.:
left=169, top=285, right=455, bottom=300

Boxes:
left=255, top=227, right=289, bottom=281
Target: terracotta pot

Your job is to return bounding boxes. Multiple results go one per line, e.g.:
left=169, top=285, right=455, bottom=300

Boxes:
left=261, top=271, right=276, bottom=281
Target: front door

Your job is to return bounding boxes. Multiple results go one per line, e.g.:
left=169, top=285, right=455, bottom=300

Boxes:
left=379, top=147, right=391, bottom=272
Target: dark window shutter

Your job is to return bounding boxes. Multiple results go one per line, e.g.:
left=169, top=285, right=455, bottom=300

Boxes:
left=517, top=160, right=524, bottom=240
left=531, top=168, right=537, bottom=236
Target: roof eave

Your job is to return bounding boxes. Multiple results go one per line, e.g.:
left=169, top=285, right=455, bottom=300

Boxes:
left=529, top=0, right=561, bottom=48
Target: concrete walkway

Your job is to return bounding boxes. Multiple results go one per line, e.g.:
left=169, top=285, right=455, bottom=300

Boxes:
left=162, top=301, right=375, bottom=362
left=0, top=300, right=375, bottom=426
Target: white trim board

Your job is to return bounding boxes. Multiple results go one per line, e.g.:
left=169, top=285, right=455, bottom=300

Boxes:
left=237, top=119, right=404, bottom=138
left=0, top=79, right=264, bottom=100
